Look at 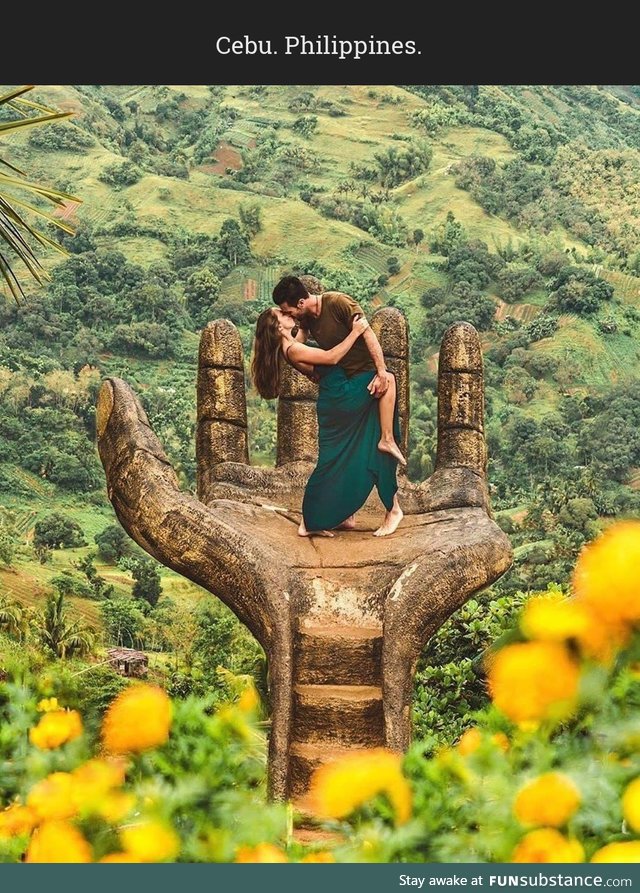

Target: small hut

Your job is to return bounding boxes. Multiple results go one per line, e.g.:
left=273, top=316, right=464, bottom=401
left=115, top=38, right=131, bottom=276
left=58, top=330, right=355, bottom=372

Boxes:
left=107, top=647, right=148, bottom=678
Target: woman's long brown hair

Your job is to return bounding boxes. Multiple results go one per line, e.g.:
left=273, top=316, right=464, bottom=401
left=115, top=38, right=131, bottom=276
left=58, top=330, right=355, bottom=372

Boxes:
left=251, top=308, right=282, bottom=399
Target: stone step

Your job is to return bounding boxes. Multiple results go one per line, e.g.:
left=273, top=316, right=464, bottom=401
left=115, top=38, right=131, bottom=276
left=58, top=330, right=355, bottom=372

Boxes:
left=295, top=624, right=383, bottom=686
left=288, top=741, right=369, bottom=800
left=292, top=828, right=344, bottom=847
left=293, top=684, right=384, bottom=747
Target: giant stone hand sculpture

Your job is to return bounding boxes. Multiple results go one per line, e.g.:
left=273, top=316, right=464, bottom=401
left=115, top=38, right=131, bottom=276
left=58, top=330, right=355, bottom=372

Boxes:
left=96, top=309, right=512, bottom=803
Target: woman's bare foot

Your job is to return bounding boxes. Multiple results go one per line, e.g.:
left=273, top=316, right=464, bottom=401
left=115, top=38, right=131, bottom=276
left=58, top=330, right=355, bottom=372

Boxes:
left=378, top=438, right=407, bottom=466
left=335, top=514, right=356, bottom=530
left=373, top=505, right=404, bottom=537
left=298, top=519, right=334, bottom=538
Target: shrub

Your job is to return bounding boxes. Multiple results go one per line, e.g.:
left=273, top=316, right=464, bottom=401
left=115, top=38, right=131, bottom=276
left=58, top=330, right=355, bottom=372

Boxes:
left=99, top=161, right=142, bottom=188
left=33, top=514, right=85, bottom=550
left=28, top=124, right=94, bottom=152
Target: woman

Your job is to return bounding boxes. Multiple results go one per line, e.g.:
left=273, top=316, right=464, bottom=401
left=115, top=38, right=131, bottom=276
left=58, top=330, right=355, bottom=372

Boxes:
left=251, top=307, right=404, bottom=537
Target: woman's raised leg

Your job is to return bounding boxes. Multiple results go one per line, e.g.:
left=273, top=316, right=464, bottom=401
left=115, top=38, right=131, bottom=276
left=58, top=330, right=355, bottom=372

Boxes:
left=377, top=374, right=406, bottom=465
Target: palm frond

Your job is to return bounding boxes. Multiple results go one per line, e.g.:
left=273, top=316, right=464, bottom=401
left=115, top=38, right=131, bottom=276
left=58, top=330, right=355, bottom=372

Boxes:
left=0, top=157, right=26, bottom=175
left=0, top=84, right=35, bottom=104
left=0, top=84, right=81, bottom=301
left=0, top=111, right=73, bottom=135
left=1, top=192, right=76, bottom=234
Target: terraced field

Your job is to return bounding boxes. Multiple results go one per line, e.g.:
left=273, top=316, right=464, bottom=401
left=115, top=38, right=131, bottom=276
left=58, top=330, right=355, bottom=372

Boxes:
left=531, top=315, right=640, bottom=387
left=0, top=565, right=101, bottom=627
left=353, top=242, right=393, bottom=275
left=494, top=299, right=542, bottom=324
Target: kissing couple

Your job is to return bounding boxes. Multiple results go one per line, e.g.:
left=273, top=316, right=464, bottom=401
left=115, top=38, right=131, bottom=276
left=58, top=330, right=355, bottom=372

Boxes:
left=251, top=275, right=405, bottom=538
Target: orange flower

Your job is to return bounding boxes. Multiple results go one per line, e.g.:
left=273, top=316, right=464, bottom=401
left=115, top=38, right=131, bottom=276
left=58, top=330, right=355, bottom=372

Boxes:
left=29, top=709, right=82, bottom=749
left=572, top=521, right=640, bottom=627
left=306, top=748, right=412, bottom=825
left=235, top=843, right=289, bottom=863
left=102, top=684, right=172, bottom=754
left=0, top=804, right=37, bottom=838
left=98, top=792, right=136, bottom=823
left=492, top=732, right=510, bottom=752
left=72, top=757, right=126, bottom=792
left=120, top=820, right=180, bottom=862
left=511, top=828, right=584, bottom=863
left=622, top=777, right=640, bottom=833
left=514, top=773, right=581, bottom=827
left=27, top=772, right=77, bottom=821
left=237, top=684, right=260, bottom=713
left=71, top=757, right=129, bottom=814
left=25, top=820, right=92, bottom=863
left=457, top=728, right=482, bottom=756
left=457, top=728, right=509, bottom=756
left=591, top=841, right=640, bottom=863
left=36, top=697, right=60, bottom=713
left=487, top=641, right=580, bottom=725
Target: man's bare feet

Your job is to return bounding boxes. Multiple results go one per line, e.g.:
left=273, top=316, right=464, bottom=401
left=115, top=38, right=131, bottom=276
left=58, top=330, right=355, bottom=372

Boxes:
left=335, top=514, right=356, bottom=530
left=373, top=506, right=404, bottom=537
left=378, top=438, right=407, bottom=466
left=298, top=519, right=334, bottom=538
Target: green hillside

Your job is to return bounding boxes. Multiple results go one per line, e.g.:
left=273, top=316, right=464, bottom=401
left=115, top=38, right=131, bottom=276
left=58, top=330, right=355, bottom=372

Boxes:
left=2, top=82, right=640, bottom=659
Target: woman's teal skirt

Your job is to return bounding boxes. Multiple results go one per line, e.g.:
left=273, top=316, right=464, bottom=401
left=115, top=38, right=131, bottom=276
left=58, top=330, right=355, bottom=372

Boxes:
left=302, top=366, right=400, bottom=531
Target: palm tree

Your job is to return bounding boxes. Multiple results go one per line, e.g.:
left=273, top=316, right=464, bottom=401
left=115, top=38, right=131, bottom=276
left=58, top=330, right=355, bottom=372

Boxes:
left=36, top=590, right=94, bottom=658
left=0, top=594, right=26, bottom=640
left=0, top=85, right=80, bottom=301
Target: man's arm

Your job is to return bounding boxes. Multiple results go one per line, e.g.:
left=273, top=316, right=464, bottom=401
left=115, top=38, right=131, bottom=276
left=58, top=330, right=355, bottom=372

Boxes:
left=362, top=326, right=393, bottom=397
left=330, top=292, right=392, bottom=397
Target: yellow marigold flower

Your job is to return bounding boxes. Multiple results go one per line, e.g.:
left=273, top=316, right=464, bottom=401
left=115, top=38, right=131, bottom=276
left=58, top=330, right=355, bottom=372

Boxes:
left=27, top=772, right=77, bottom=821
left=102, top=684, right=172, bottom=754
left=0, top=804, right=37, bottom=838
left=120, top=820, right=179, bottom=862
left=521, top=592, right=584, bottom=640
left=99, top=852, right=141, bottom=863
left=591, top=841, right=640, bottom=863
left=301, top=851, right=336, bottom=862
left=573, top=521, right=640, bottom=627
left=487, top=641, right=580, bottom=725
left=457, top=728, right=482, bottom=755
left=235, top=843, right=289, bottom=863
left=237, top=684, right=260, bottom=713
left=98, top=792, right=137, bottom=823
left=29, top=709, right=82, bottom=749
left=511, top=828, right=584, bottom=863
left=72, top=757, right=127, bottom=811
left=433, top=749, right=474, bottom=786
left=522, top=590, right=630, bottom=663
left=622, top=777, right=640, bottom=833
left=456, top=728, right=509, bottom=756
left=514, top=773, right=581, bottom=827
left=73, top=757, right=126, bottom=792
left=307, top=747, right=412, bottom=825
left=37, top=697, right=60, bottom=713
left=25, top=820, right=92, bottom=863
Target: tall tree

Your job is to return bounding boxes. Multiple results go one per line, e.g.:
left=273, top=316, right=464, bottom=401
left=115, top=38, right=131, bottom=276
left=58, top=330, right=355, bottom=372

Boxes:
left=35, top=591, right=94, bottom=658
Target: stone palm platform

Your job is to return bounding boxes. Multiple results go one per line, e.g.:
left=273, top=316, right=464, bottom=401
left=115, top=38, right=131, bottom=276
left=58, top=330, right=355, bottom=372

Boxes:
left=96, top=309, right=512, bottom=803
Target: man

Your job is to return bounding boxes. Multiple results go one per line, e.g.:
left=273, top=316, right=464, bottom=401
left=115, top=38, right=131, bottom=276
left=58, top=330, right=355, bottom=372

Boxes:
left=272, top=275, right=403, bottom=536
left=272, top=275, right=393, bottom=397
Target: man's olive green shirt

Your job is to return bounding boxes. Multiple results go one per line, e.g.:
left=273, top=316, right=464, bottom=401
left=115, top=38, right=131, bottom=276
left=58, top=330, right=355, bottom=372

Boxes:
left=306, top=291, right=375, bottom=378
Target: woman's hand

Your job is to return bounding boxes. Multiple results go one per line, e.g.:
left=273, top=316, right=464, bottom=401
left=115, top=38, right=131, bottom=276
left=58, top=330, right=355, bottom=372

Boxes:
left=352, top=315, right=369, bottom=334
